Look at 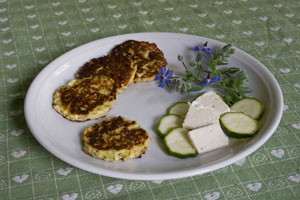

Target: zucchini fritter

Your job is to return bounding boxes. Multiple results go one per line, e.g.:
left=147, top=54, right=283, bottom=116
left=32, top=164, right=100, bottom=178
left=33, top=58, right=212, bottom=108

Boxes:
left=109, top=40, right=168, bottom=82
left=75, top=56, right=137, bottom=93
left=53, top=76, right=117, bottom=121
left=82, top=116, right=150, bottom=162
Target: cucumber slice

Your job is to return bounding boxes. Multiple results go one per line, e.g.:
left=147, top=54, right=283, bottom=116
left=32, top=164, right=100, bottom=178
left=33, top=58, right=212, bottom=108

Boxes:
left=220, top=112, right=258, bottom=138
left=157, top=114, right=183, bottom=136
left=231, top=97, right=264, bottom=120
left=168, top=102, right=189, bottom=118
left=164, top=128, right=197, bottom=158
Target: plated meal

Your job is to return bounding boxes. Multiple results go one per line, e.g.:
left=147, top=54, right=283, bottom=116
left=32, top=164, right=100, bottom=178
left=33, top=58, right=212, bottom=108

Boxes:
left=51, top=38, right=265, bottom=162
left=25, top=32, right=283, bottom=179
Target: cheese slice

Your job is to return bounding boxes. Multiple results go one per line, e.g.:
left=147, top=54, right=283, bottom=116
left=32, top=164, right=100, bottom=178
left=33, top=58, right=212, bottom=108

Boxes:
left=183, top=91, right=230, bottom=129
left=188, top=123, right=229, bottom=154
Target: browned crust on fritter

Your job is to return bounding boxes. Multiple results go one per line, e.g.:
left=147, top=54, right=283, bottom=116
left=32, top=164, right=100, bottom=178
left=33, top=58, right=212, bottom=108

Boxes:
left=53, top=76, right=117, bottom=121
left=84, top=116, right=150, bottom=151
left=75, top=55, right=136, bottom=93
left=109, top=40, right=168, bottom=82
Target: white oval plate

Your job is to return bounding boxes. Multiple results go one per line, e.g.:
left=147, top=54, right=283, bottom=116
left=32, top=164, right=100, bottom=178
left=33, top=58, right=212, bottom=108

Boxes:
left=25, top=32, right=283, bottom=180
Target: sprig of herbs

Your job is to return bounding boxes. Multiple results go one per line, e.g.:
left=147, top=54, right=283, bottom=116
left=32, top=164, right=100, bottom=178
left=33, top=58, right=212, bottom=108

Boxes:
left=155, top=42, right=250, bottom=106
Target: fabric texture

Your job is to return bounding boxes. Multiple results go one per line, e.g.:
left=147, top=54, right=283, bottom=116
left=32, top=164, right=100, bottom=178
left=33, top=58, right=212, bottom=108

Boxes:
left=0, top=0, right=300, bottom=199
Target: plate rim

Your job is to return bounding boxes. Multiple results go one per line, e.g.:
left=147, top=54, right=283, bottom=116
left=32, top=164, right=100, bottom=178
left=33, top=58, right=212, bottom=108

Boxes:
left=24, top=32, right=283, bottom=180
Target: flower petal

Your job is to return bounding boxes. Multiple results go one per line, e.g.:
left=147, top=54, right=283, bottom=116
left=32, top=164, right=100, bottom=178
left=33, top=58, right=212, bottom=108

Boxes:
left=165, top=78, right=172, bottom=85
left=201, top=46, right=214, bottom=55
left=161, top=66, right=166, bottom=75
left=158, top=81, right=165, bottom=88
left=211, top=75, right=221, bottom=83
left=155, top=74, right=162, bottom=81
left=201, top=82, right=208, bottom=87
left=165, top=69, right=173, bottom=78
left=193, top=46, right=200, bottom=52
left=197, top=80, right=208, bottom=86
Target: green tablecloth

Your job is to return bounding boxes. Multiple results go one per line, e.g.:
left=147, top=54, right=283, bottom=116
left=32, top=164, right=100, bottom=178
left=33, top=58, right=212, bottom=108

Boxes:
left=1, top=0, right=300, bottom=199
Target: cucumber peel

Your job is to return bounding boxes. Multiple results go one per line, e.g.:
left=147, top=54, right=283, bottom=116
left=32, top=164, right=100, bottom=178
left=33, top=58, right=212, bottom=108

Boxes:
left=164, top=128, right=197, bottom=158
left=167, top=102, right=189, bottom=118
left=231, top=97, right=264, bottom=120
left=157, top=114, right=183, bottom=137
left=220, top=112, right=258, bottom=138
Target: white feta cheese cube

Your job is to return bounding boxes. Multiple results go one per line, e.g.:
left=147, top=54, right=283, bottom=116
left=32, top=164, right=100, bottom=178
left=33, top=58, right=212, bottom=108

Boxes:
left=183, top=91, right=230, bottom=129
left=188, top=123, right=229, bottom=154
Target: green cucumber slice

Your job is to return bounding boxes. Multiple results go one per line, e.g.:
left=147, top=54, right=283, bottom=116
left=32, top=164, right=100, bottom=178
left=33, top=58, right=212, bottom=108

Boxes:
left=168, top=102, right=189, bottom=118
left=164, top=128, right=197, bottom=158
left=231, top=97, right=264, bottom=120
left=220, top=112, right=258, bottom=138
left=157, top=114, right=183, bottom=137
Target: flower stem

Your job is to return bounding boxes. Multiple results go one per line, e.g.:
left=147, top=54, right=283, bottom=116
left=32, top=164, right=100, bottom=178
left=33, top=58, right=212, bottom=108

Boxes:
left=181, top=61, right=190, bottom=73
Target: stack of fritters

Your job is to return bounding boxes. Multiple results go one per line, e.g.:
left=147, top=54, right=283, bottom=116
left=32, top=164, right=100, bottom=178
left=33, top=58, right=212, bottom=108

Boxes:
left=82, top=116, right=150, bottom=162
left=53, top=40, right=167, bottom=121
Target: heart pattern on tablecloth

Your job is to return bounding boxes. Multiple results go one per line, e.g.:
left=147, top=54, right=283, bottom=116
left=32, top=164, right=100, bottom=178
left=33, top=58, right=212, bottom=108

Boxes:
left=107, top=184, right=123, bottom=194
left=204, top=192, right=220, bottom=200
left=152, top=179, right=164, bottom=184
left=291, top=123, right=300, bottom=129
left=2, top=39, right=12, bottom=44
left=271, top=149, right=285, bottom=158
left=234, top=158, right=246, bottom=166
left=13, top=174, right=29, bottom=183
left=10, top=129, right=24, bottom=136
left=11, top=150, right=26, bottom=158
left=7, top=78, right=19, bottom=84
left=57, top=167, right=73, bottom=176
left=288, top=174, right=300, bottom=183
left=62, top=193, right=78, bottom=200
left=280, top=68, right=290, bottom=73
left=247, top=182, right=262, bottom=191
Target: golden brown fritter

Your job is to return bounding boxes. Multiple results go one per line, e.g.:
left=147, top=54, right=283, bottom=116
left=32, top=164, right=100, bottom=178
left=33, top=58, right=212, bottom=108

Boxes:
left=53, top=76, right=117, bottom=121
left=82, top=116, right=151, bottom=162
left=75, top=56, right=136, bottom=93
left=109, top=40, right=168, bottom=82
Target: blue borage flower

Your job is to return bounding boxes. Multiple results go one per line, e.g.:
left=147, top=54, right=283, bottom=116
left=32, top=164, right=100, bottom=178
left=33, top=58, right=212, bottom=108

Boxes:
left=155, top=66, right=173, bottom=88
left=197, top=74, right=221, bottom=87
left=194, top=42, right=214, bottom=55
left=193, top=46, right=200, bottom=52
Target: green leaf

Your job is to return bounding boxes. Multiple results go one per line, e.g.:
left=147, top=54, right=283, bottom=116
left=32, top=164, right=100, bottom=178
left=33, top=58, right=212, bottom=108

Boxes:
left=184, top=74, right=193, bottom=81
left=189, top=60, right=196, bottom=67
left=227, top=67, right=240, bottom=73
left=229, top=48, right=235, bottom=54
left=190, top=85, right=204, bottom=91
left=212, top=69, right=221, bottom=76
left=217, top=62, right=228, bottom=66
left=223, top=95, right=236, bottom=106
left=233, top=71, right=248, bottom=89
